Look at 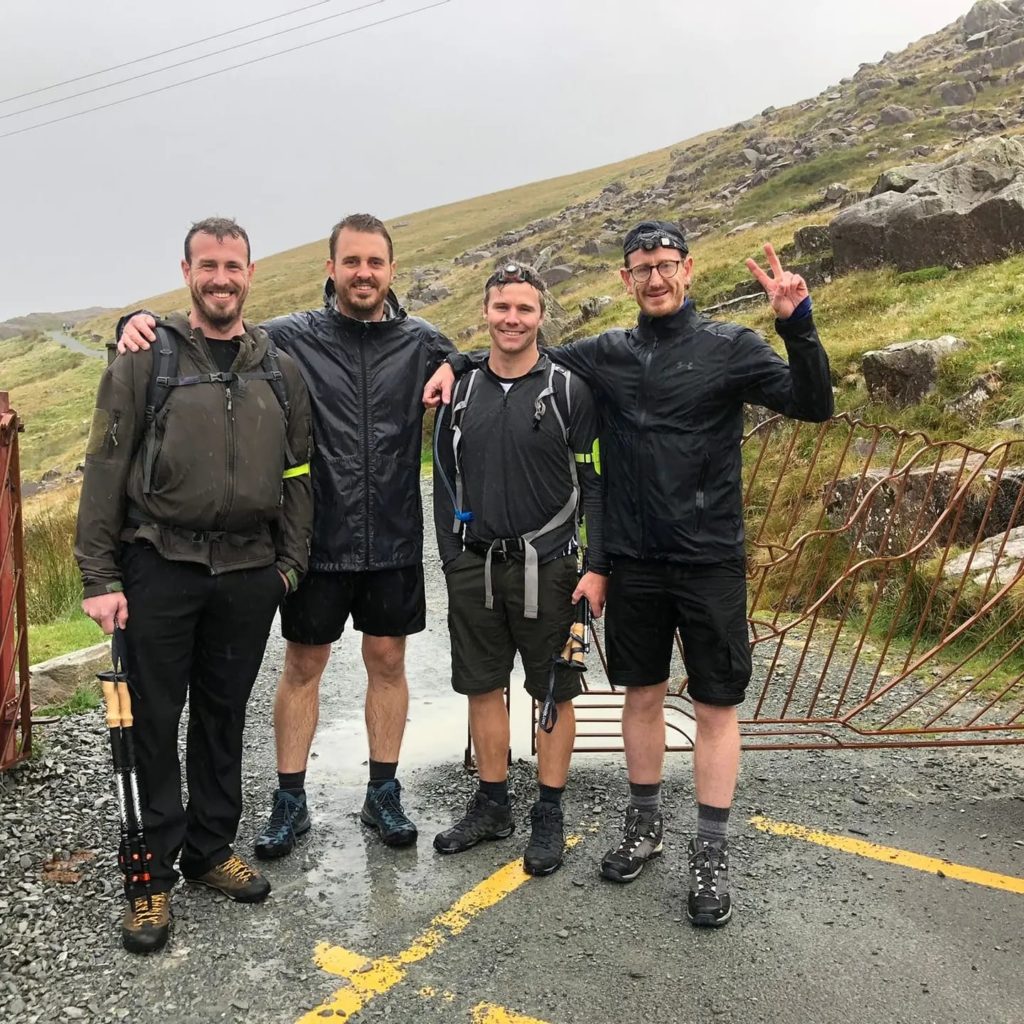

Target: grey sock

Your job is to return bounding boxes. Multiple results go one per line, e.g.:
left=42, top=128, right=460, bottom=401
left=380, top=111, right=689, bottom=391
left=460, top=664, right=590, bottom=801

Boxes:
left=628, top=781, right=661, bottom=812
left=696, top=802, right=730, bottom=845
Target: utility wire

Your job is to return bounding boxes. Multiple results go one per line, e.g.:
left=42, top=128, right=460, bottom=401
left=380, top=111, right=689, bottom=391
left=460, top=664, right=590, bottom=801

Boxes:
left=0, top=1, right=450, bottom=141
left=0, top=0, right=339, bottom=105
left=2, top=0, right=385, bottom=122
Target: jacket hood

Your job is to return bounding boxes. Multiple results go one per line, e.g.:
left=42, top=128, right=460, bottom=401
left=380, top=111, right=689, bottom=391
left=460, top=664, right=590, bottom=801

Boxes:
left=322, top=278, right=404, bottom=323
left=161, top=312, right=270, bottom=368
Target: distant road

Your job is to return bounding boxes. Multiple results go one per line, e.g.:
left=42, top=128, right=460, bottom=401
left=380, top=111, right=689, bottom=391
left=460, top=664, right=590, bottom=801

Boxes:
left=45, top=329, right=105, bottom=360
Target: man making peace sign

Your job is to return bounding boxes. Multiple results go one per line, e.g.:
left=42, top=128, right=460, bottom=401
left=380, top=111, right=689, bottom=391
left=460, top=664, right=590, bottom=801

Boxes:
left=425, top=219, right=833, bottom=927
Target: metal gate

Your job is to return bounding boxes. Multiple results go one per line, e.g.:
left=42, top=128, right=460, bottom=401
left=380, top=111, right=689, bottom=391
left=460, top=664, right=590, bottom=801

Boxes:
left=0, top=392, right=30, bottom=770
left=563, top=413, right=1024, bottom=752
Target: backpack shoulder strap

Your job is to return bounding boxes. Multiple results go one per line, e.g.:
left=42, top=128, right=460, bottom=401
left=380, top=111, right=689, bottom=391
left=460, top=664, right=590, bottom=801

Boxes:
left=145, top=325, right=180, bottom=425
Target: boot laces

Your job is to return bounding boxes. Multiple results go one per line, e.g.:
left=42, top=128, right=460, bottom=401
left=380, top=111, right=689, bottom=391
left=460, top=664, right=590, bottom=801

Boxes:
left=375, top=784, right=409, bottom=829
left=131, top=891, right=169, bottom=926
left=265, top=793, right=299, bottom=840
left=689, top=843, right=725, bottom=896
left=219, top=854, right=258, bottom=884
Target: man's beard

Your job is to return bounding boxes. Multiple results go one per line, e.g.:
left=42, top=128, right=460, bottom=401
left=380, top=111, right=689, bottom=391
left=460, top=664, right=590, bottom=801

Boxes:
left=191, top=285, right=245, bottom=330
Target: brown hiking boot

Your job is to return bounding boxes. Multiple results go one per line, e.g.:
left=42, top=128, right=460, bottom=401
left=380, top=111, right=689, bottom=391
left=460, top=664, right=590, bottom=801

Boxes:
left=121, top=891, right=171, bottom=954
left=186, top=854, right=271, bottom=903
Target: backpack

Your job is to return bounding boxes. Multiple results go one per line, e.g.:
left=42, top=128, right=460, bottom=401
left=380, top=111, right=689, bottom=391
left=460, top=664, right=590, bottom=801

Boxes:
left=140, top=324, right=291, bottom=494
left=435, top=361, right=584, bottom=618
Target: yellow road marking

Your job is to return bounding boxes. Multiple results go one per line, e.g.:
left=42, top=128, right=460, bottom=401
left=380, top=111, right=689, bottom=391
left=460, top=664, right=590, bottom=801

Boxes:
left=298, top=836, right=580, bottom=1023
left=751, top=815, right=1024, bottom=894
left=472, top=1002, right=552, bottom=1024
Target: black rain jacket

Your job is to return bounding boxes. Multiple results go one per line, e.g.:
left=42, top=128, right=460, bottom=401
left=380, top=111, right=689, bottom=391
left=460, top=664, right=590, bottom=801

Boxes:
left=264, top=282, right=455, bottom=571
left=546, top=302, right=833, bottom=564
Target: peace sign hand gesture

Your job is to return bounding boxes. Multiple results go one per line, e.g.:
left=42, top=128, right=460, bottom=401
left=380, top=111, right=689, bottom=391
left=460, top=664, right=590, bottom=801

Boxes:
left=745, top=242, right=809, bottom=320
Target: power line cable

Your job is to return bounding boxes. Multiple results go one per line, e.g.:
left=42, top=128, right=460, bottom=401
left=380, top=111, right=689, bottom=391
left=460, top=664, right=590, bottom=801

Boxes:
left=0, top=0, right=339, bottom=105
left=1, top=0, right=385, bottom=122
left=0, top=1, right=450, bottom=141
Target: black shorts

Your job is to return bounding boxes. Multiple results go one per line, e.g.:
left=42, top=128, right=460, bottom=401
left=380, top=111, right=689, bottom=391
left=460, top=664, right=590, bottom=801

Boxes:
left=280, top=565, right=426, bottom=645
left=445, top=550, right=582, bottom=703
left=605, top=558, right=751, bottom=706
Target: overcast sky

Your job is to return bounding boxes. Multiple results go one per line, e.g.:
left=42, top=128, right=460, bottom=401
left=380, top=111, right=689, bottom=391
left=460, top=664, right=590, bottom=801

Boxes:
left=0, top=0, right=972, bottom=322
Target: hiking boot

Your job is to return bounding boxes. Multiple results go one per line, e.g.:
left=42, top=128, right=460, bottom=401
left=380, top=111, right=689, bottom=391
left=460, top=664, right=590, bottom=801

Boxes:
left=686, top=837, right=732, bottom=927
left=254, top=789, right=311, bottom=860
left=523, top=800, right=564, bottom=876
left=433, top=790, right=514, bottom=854
left=600, top=806, right=664, bottom=883
left=360, top=779, right=418, bottom=847
left=186, top=854, right=271, bottom=903
left=121, top=891, right=171, bottom=954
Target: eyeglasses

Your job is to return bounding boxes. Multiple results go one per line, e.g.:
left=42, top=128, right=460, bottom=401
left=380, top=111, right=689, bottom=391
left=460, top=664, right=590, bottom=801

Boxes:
left=486, top=262, right=546, bottom=291
left=626, top=260, right=683, bottom=283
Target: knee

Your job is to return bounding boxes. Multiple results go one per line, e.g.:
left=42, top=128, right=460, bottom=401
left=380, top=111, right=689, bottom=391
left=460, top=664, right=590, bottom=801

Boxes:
left=692, top=700, right=738, bottom=736
left=364, top=641, right=407, bottom=686
left=282, top=643, right=330, bottom=689
left=625, top=684, right=667, bottom=718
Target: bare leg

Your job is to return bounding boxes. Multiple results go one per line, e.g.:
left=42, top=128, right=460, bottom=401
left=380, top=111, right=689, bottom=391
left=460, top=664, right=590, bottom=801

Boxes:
left=362, top=635, right=408, bottom=763
left=622, top=681, right=668, bottom=784
left=468, top=690, right=510, bottom=781
left=536, top=700, right=575, bottom=788
left=274, top=642, right=332, bottom=773
left=692, top=701, right=740, bottom=807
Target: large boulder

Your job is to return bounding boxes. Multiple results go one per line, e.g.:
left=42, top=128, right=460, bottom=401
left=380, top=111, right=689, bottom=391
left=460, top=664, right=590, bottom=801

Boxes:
left=964, top=0, right=1014, bottom=35
left=878, top=104, right=915, bottom=125
left=830, top=136, right=1024, bottom=273
left=826, top=455, right=1024, bottom=556
left=861, top=336, right=968, bottom=406
left=937, top=79, right=978, bottom=105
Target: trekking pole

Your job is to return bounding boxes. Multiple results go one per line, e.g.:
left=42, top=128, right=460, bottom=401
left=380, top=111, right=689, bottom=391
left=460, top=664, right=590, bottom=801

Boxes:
left=99, top=626, right=153, bottom=902
left=539, top=550, right=591, bottom=733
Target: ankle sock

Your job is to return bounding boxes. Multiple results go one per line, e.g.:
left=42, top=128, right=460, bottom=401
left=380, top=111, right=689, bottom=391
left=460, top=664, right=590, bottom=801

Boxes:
left=538, top=783, right=564, bottom=806
left=278, top=770, right=305, bottom=794
left=368, top=760, right=398, bottom=787
left=628, top=781, right=661, bottom=812
left=479, top=779, right=509, bottom=805
left=696, top=802, right=730, bottom=845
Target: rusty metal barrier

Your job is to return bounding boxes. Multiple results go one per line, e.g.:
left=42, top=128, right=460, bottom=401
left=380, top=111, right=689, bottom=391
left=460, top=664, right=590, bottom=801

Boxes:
left=0, top=392, right=30, bottom=770
left=555, top=413, right=1024, bottom=753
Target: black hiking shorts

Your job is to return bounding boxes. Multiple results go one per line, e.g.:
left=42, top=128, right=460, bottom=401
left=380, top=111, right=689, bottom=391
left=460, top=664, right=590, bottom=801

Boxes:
left=605, top=558, right=751, bottom=706
left=281, top=565, right=426, bottom=644
left=445, top=550, right=583, bottom=703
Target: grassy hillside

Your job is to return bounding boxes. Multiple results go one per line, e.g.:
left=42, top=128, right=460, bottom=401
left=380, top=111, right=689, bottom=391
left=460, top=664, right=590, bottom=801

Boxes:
left=13, top=4, right=1024, bottom=478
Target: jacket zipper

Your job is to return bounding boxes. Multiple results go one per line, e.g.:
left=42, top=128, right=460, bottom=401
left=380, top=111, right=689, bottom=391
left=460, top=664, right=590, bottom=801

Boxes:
left=636, top=337, right=657, bottom=556
left=213, top=383, right=236, bottom=568
left=360, top=325, right=371, bottom=569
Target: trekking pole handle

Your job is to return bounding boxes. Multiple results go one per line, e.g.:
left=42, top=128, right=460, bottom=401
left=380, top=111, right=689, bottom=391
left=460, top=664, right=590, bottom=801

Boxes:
left=101, top=681, right=121, bottom=730
left=117, top=682, right=134, bottom=727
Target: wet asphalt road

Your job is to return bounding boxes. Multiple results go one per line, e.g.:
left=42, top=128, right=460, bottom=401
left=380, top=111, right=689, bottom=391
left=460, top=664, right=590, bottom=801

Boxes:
left=4, top=495, right=1024, bottom=1023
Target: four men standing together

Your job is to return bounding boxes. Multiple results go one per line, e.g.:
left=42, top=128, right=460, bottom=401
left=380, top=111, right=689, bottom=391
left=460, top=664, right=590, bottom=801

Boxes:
left=79, top=210, right=831, bottom=953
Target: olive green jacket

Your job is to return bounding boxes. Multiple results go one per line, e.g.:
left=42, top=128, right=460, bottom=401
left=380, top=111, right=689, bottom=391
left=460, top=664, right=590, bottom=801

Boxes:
left=75, top=314, right=313, bottom=598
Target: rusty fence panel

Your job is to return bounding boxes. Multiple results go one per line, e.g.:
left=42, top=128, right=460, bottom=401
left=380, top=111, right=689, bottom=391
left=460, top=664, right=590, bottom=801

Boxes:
left=0, top=392, right=31, bottom=770
left=562, top=413, right=1024, bottom=753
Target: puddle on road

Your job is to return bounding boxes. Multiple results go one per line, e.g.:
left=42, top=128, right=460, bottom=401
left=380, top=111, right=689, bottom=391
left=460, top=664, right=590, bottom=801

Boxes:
left=297, top=625, right=539, bottom=946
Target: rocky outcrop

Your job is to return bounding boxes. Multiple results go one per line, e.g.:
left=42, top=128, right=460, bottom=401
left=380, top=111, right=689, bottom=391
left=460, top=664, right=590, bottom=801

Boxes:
left=861, top=336, right=968, bottom=406
left=826, top=455, right=1024, bottom=555
left=830, top=137, right=1024, bottom=273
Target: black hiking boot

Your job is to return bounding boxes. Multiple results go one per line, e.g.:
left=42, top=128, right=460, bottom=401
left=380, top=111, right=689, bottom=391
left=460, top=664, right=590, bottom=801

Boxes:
left=360, top=779, right=418, bottom=847
left=523, top=800, right=565, bottom=876
left=255, top=789, right=311, bottom=860
left=185, top=854, right=271, bottom=903
left=686, top=837, right=732, bottom=927
left=433, top=790, right=514, bottom=854
left=600, top=806, right=664, bottom=883
left=121, top=891, right=171, bottom=954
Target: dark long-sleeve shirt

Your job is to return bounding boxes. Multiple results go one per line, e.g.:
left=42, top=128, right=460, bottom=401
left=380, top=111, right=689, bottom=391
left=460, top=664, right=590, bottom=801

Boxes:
left=432, top=354, right=607, bottom=573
